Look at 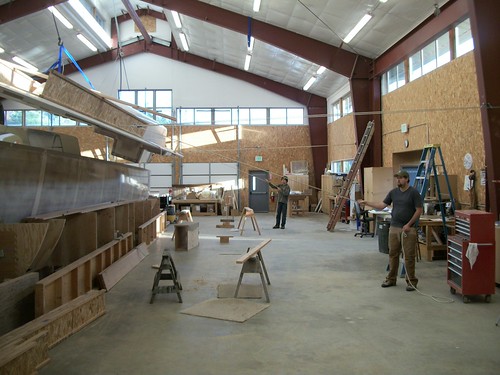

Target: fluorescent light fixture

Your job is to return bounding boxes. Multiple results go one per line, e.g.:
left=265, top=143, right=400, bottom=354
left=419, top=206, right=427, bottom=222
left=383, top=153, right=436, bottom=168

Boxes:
left=379, top=0, right=388, bottom=3
left=253, top=0, right=261, bottom=12
left=12, top=56, right=38, bottom=71
left=316, top=66, right=326, bottom=75
left=247, top=36, right=255, bottom=52
left=244, top=54, right=252, bottom=71
left=77, top=33, right=97, bottom=51
left=171, top=11, right=182, bottom=28
left=179, top=32, right=189, bottom=51
left=303, top=76, right=316, bottom=91
left=0, top=46, right=4, bottom=53
left=344, top=13, right=372, bottom=44
left=68, top=0, right=112, bottom=48
left=48, top=6, right=73, bottom=29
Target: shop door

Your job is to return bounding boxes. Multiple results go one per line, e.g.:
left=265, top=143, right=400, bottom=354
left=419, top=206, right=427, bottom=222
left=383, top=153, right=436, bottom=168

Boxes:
left=248, top=170, right=269, bottom=212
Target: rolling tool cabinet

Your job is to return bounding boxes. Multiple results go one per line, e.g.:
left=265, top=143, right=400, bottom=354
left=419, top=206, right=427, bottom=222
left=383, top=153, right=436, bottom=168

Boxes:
left=447, top=210, right=495, bottom=303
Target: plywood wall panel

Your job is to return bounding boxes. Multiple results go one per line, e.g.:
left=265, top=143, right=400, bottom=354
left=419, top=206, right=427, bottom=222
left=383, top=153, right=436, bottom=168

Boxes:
left=327, top=114, right=356, bottom=162
left=382, top=53, right=484, bottom=208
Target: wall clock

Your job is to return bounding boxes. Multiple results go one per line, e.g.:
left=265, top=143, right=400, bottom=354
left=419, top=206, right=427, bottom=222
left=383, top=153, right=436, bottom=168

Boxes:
left=463, top=153, right=473, bottom=170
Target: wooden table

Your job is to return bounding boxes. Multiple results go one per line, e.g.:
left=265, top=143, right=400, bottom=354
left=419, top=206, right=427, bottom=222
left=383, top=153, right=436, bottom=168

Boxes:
left=418, top=216, right=455, bottom=261
left=171, top=199, right=220, bottom=216
left=288, top=194, right=310, bottom=216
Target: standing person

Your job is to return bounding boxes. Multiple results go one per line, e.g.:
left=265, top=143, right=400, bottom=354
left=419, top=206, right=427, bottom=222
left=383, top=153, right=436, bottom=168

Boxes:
left=359, top=170, right=423, bottom=291
left=267, top=176, right=290, bottom=229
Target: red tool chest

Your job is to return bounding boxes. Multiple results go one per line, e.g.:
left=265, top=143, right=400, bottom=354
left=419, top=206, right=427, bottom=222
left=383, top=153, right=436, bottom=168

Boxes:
left=447, top=210, right=495, bottom=303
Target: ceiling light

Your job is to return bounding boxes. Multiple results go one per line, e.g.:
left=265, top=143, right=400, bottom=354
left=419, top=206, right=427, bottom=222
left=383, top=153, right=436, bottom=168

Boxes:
left=171, top=11, right=182, bottom=28
left=244, top=54, right=252, bottom=71
left=68, top=0, right=112, bottom=48
left=12, top=56, right=38, bottom=71
left=48, top=6, right=73, bottom=29
left=303, top=77, right=316, bottom=91
left=316, top=66, right=326, bottom=75
left=0, top=46, right=4, bottom=54
left=253, top=0, right=261, bottom=12
left=247, top=36, right=255, bottom=52
left=179, top=32, right=189, bottom=51
left=344, top=13, right=372, bottom=44
left=77, top=33, right=97, bottom=51
left=379, top=0, right=388, bottom=3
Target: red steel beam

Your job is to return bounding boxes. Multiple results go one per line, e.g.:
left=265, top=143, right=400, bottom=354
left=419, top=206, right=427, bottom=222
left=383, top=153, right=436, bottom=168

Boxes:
left=0, top=0, right=68, bottom=24
left=121, top=0, right=152, bottom=45
left=468, top=0, right=500, bottom=218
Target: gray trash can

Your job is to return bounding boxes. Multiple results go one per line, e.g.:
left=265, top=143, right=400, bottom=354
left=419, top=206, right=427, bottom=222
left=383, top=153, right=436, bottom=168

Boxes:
left=378, top=221, right=390, bottom=254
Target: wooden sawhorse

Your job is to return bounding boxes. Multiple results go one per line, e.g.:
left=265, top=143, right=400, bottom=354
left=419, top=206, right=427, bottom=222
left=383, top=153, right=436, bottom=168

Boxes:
left=237, top=207, right=261, bottom=236
left=150, top=251, right=182, bottom=303
left=234, top=239, right=271, bottom=302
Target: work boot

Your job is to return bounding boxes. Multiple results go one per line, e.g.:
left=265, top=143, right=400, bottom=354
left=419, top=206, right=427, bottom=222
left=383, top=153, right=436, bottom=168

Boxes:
left=273, top=225, right=279, bottom=229
left=381, top=280, right=396, bottom=288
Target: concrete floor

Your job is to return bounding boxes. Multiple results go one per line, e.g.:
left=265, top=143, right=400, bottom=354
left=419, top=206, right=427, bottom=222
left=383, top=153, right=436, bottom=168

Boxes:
left=40, top=212, right=499, bottom=375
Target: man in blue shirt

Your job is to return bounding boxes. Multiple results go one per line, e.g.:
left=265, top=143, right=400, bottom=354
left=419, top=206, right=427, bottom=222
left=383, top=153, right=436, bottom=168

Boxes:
left=359, top=170, right=423, bottom=291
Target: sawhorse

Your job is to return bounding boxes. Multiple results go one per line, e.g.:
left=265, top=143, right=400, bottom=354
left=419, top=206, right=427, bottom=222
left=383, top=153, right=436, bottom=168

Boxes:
left=237, top=207, right=261, bottom=236
left=150, top=251, right=182, bottom=303
left=234, top=239, right=271, bottom=302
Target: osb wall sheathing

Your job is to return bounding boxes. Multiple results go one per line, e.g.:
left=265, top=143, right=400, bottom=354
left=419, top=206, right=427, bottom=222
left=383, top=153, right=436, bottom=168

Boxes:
left=50, top=125, right=315, bottom=209
left=382, top=52, right=484, bottom=208
left=327, top=114, right=357, bottom=162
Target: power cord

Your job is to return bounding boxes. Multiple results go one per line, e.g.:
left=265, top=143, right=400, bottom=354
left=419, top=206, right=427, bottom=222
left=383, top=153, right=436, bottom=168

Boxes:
left=400, top=231, right=454, bottom=303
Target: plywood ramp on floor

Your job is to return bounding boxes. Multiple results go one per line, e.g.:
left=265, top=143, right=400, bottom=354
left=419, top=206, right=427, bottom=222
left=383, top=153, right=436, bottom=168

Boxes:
left=98, top=243, right=148, bottom=291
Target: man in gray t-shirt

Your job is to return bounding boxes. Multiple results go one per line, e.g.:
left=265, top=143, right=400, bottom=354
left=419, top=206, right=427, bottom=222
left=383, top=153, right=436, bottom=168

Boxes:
left=359, top=170, right=423, bottom=291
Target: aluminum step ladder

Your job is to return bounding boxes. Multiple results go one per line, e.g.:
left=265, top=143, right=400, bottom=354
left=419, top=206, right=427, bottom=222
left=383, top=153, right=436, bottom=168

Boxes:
left=413, top=144, right=456, bottom=240
left=327, top=121, right=375, bottom=231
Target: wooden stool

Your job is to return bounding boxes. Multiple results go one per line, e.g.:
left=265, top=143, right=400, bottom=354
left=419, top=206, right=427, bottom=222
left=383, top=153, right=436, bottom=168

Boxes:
left=216, top=235, right=233, bottom=244
left=216, top=218, right=234, bottom=229
left=237, top=207, right=261, bottom=236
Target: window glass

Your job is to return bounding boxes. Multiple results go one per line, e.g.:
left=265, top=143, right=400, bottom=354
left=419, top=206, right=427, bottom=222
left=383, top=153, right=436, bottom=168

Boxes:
left=179, top=108, right=194, bottom=125
left=409, top=51, right=422, bottom=81
left=137, top=90, right=154, bottom=108
left=287, top=108, right=304, bottom=125
left=195, top=108, right=212, bottom=125
left=381, top=73, right=388, bottom=95
left=456, top=18, right=474, bottom=57
left=387, top=66, right=398, bottom=92
left=342, top=96, right=352, bottom=115
left=155, top=91, right=172, bottom=107
left=396, top=61, right=405, bottom=88
left=238, top=108, right=250, bottom=125
left=118, top=90, right=135, bottom=104
left=60, top=116, right=76, bottom=126
left=25, top=110, right=42, bottom=126
left=422, top=42, right=437, bottom=74
left=250, top=108, right=267, bottom=124
left=436, top=32, right=451, bottom=67
left=332, top=101, right=341, bottom=121
left=270, top=108, right=286, bottom=124
left=5, top=110, right=23, bottom=126
left=214, top=108, right=232, bottom=125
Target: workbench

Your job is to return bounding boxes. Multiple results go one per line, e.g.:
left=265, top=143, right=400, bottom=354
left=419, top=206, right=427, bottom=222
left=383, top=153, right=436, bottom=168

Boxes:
left=288, top=194, right=310, bottom=216
left=418, top=216, right=455, bottom=261
left=171, top=199, right=220, bottom=216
